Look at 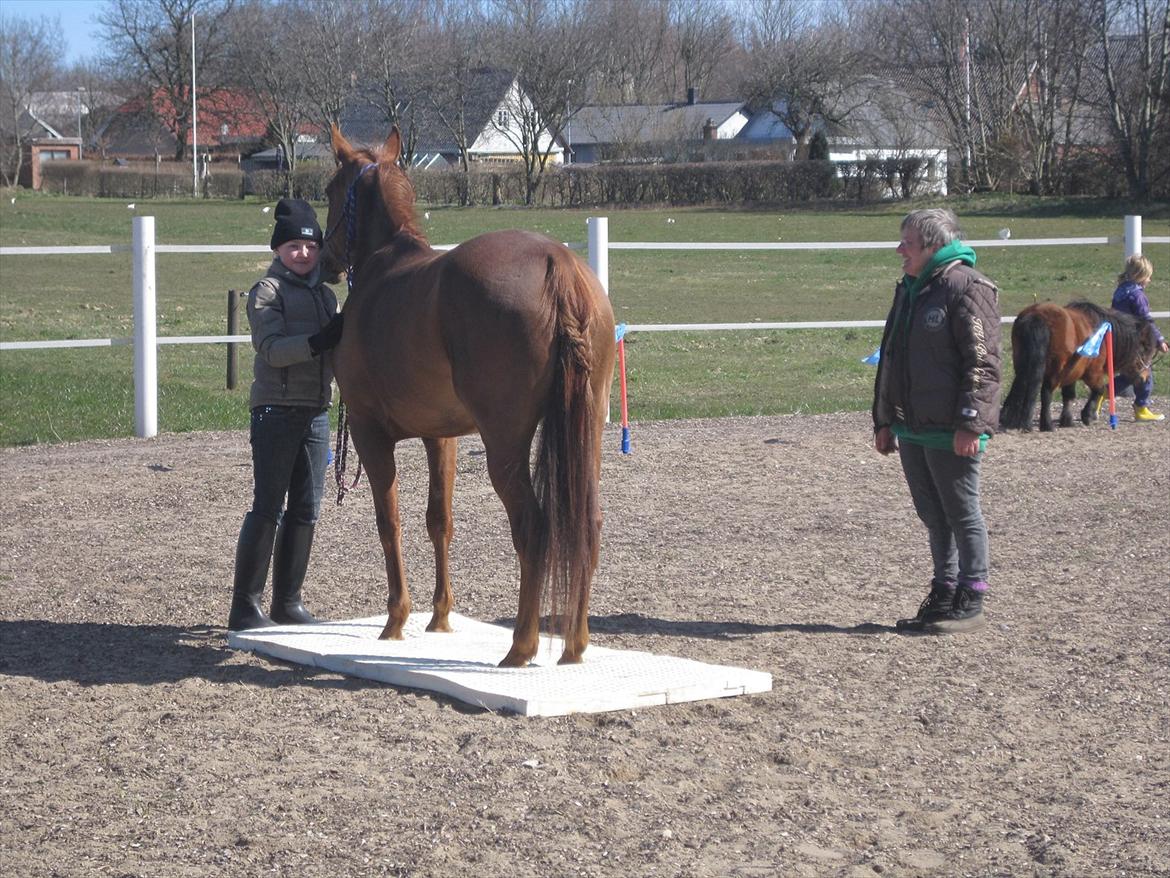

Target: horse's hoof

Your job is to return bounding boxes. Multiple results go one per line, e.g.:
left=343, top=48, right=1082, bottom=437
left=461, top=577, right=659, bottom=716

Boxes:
left=498, top=650, right=531, bottom=669
left=377, top=624, right=405, bottom=640
left=426, top=617, right=452, bottom=633
left=557, top=652, right=585, bottom=665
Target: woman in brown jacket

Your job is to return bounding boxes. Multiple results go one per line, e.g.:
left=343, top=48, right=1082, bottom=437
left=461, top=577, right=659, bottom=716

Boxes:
left=873, top=208, right=1001, bottom=635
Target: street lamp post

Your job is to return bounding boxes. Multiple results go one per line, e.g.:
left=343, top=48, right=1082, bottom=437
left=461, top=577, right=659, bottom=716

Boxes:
left=76, top=88, right=83, bottom=159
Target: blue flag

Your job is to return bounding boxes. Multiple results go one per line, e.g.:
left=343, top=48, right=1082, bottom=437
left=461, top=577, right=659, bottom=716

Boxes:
left=615, top=323, right=628, bottom=342
left=1076, top=321, right=1111, bottom=357
left=862, top=346, right=881, bottom=365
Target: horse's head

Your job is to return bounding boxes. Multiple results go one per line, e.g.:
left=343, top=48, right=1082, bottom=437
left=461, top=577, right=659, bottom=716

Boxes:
left=323, top=126, right=424, bottom=282
left=1133, top=321, right=1162, bottom=380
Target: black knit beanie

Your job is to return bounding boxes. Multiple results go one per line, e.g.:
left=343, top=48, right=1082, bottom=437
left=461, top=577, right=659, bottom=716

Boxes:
left=270, top=197, right=323, bottom=249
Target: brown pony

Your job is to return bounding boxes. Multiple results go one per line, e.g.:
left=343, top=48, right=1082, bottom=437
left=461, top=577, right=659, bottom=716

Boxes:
left=999, top=300, right=1159, bottom=432
left=322, top=127, right=615, bottom=667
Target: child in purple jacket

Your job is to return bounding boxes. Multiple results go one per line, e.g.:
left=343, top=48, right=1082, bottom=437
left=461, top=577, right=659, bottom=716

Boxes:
left=1112, top=254, right=1168, bottom=422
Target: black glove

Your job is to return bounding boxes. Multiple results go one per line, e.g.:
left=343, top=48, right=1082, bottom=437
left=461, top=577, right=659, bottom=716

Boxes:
left=308, top=313, right=343, bottom=355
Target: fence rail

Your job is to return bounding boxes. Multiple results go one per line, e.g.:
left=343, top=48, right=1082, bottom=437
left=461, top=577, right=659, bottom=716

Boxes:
left=2, top=215, right=1166, bottom=437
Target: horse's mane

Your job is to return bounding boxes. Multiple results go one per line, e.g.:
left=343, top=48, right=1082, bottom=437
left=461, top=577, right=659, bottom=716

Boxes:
left=352, top=144, right=428, bottom=246
left=1068, top=299, right=1153, bottom=366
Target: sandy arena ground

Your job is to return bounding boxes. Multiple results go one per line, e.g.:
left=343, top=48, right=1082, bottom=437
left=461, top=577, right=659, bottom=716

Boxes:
left=2, top=407, right=1167, bottom=877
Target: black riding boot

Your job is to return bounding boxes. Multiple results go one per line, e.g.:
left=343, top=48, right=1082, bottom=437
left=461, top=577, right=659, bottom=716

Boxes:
left=228, top=513, right=278, bottom=631
left=269, top=521, right=321, bottom=625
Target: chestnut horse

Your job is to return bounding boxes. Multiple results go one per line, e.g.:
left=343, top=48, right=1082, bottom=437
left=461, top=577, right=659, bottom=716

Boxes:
left=999, top=301, right=1158, bottom=432
left=322, top=127, right=615, bottom=667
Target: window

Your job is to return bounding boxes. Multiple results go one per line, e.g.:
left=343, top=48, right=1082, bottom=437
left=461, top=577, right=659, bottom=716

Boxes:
left=496, top=110, right=508, bottom=127
left=38, top=150, right=71, bottom=163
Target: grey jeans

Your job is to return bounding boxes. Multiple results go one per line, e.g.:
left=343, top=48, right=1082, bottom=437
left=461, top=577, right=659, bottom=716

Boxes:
left=897, top=441, right=990, bottom=585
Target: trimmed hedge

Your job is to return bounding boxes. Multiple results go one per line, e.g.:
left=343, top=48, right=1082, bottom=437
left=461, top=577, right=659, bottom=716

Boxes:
left=40, top=160, right=244, bottom=199
left=410, top=160, right=843, bottom=207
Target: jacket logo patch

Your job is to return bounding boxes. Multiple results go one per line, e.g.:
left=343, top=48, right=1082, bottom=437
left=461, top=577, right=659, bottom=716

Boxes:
left=923, top=307, right=947, bottom=331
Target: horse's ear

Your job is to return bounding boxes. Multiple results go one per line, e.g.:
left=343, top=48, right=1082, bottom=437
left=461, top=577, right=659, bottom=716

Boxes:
left=331, top=124, right=356, bottom=163
left=381, top=127, right=402, bottom=165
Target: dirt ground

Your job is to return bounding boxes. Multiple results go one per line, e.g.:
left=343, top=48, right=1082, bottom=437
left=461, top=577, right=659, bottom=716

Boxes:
left=2, top=406, right=1167, bottom=878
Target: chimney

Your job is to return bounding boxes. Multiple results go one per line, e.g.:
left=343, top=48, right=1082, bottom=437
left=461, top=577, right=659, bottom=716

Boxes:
left=687, top=87, right=698, bottom=105
left=702, top=118, right=717, bottom=140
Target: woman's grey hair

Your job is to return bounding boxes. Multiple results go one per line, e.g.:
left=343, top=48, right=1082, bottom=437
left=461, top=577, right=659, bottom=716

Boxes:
left=901, top=208, right=963, bottom=251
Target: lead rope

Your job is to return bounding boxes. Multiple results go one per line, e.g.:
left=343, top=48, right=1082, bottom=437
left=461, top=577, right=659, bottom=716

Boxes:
left=334, top=400, right=362, bottom=505
left=333, top=163, right=376, bottom=506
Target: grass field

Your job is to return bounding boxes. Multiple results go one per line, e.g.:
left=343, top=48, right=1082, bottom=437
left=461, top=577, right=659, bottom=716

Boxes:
left=1, top=190, right=1167, bottom=445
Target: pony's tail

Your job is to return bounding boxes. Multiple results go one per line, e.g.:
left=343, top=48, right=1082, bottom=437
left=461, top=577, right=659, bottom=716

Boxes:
left=532, top=251, right=603, bottom=649
left=999, top=312, right=1049, bottom=431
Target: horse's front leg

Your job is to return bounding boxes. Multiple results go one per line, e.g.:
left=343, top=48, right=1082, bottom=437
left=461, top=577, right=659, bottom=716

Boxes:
left=1039, top=383, right=1056, bottom=432
left=350, top=424, right=411, bottom=639
left=422, top=437, right=457, bottom=633
left=1058, top=384, right=1077, bottom=428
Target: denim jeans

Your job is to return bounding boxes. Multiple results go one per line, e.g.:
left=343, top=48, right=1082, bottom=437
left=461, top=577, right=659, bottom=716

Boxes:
left=249, top=405, right=330, bottom=526
left=897, top=441, right=989, bottom=585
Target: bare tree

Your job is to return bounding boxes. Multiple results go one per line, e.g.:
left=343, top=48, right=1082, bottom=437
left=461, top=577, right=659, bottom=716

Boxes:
left=299, top=0, right=365, bottom=135
left=0, top=12, right=65, bottom=186
left=98, top=0, right=234, bottom=162
left=359, top=0, right=429, bottom=166
left=487, top=0, right=599, bottom=204
left=223, top=0, right=314, bottom=195
left=1094, top=0, right=1170, bottom=199
left=423, top=2, right=491, bottom=203
left=669, top=0, right=737, bottom=99
left=739, top=0, right=863, bottom=157
left=589, top=0, right=673, bottom=103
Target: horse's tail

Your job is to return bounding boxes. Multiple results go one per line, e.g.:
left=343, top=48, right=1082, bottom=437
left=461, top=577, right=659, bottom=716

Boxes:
left=532, top=250, right=605, bottom=646
left=999, top=310, right=1049, bottom=431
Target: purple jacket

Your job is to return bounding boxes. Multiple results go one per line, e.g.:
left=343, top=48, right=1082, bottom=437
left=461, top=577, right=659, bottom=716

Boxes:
left=1112, top=280, right=1165, bottom=346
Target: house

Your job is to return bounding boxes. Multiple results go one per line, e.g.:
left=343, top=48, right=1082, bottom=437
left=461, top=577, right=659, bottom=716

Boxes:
left=568, top=89, right=750, bottom=163
left=338, top=68, right=563, bottom=167
left=739, top=76, right=951, bottom=195
left=96, top=88, right=269, bottom=161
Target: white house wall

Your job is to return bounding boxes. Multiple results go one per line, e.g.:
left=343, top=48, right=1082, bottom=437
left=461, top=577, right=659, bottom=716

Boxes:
left=715, top=111, right=749, bottom=139
left=470, top=79, right=564, bottom=163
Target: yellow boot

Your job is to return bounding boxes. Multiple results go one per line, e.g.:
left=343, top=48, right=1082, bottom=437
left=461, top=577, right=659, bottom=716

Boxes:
left=1134, top=405, right=1165, bottom=422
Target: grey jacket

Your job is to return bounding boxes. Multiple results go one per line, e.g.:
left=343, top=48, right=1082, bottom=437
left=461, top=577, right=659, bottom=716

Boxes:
left=247, top=258, right=339, bottom=409
left=873, top=261, right=1002, bottom=435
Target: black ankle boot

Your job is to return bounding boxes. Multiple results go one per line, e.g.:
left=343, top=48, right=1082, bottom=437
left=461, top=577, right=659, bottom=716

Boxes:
left=228, top=513, right=278, bottom=631
left=926, top=582, right=988, bottom=634
left=896, top=580, right=956, bottom=632
left=270, top=521, right=321, bottom=625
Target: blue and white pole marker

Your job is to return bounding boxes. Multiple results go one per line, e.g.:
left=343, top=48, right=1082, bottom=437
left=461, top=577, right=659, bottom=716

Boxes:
left=863, top=346, right=881, bottom=365
left=1076, top=321, right=1111, bottom=357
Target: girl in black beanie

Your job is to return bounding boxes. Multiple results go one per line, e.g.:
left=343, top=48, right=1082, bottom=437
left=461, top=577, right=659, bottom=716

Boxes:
left=228, top=198, right=343, bottom=631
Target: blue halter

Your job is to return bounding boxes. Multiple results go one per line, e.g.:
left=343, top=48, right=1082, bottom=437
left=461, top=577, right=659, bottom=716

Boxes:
left=323, top=162, right=376, bottom=295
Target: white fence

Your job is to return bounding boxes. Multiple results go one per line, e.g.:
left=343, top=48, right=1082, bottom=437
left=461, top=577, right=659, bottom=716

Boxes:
left=2, top=215, right=1167, bottom=438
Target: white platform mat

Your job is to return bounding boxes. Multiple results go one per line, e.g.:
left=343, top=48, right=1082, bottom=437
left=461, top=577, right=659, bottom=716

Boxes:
left=228, top=612, right=772, bottom=717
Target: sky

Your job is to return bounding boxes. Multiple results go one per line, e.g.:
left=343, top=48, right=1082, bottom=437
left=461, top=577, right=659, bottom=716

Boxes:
left=4, top=0, right=105, bottom=66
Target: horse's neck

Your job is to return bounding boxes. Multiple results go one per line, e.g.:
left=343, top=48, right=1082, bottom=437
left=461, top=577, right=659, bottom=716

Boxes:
left=353, top=232, right=430, bottom=284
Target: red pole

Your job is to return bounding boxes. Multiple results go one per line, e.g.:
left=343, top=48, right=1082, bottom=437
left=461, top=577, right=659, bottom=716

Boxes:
left=1105, top=325, right=1117, bottom=430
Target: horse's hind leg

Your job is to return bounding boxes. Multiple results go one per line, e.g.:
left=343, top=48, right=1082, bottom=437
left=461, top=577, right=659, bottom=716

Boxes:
left=422, top=437, right=456, bottom=633
left=1039, top=384, right=1056, bottom=431
left=349, top=423, right=412, bottom=639
left=1058, top=384, right=1077, bottom=428
left=483, top=441, right=544, bottom=668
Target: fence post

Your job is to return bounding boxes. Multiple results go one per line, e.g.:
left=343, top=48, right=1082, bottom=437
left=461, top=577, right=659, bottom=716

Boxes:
left=587, top=216, right=609, bottom=295
left=226, top=289, right=240, bottom=390
left=1124, top=215, right=1142, bottom=257
left=133, top=216, right=158, bottom=438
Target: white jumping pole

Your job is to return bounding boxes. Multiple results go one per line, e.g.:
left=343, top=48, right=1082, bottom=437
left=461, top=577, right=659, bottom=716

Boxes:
left=1124, top=215, right=1141, bottom=257
left=133, top=216, right=158, bottom=438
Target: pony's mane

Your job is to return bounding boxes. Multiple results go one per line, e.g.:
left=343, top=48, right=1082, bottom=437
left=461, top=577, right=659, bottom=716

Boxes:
left=1068, top=299, right=1153, bottom=367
